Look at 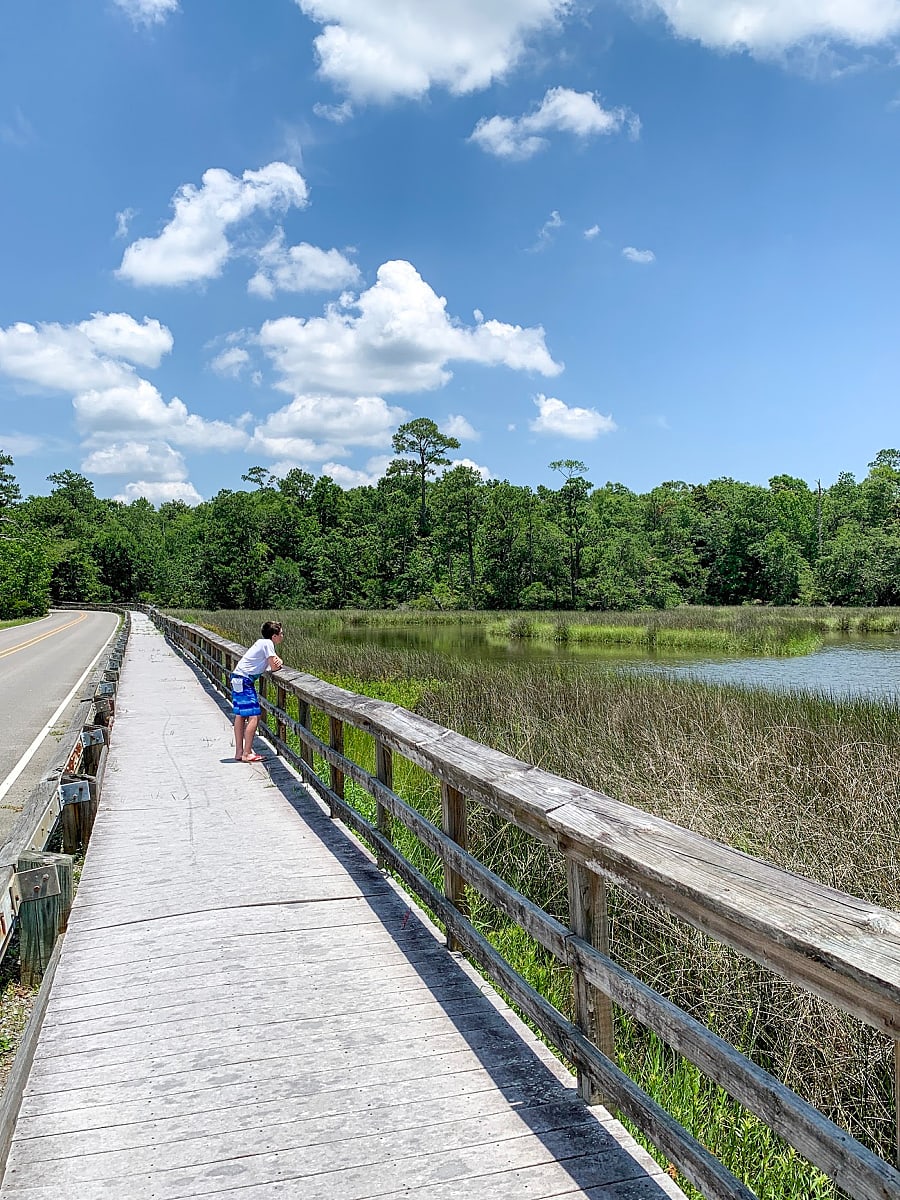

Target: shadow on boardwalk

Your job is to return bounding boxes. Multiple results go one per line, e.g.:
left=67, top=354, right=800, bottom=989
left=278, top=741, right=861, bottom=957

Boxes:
left=195, top=646, right=681, bottom=1200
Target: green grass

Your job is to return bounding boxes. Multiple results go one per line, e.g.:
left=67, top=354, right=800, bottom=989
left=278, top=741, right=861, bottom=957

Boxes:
left=176, top=606, right=900, bottom=1199
left=0, top=617, right=40, bottom=631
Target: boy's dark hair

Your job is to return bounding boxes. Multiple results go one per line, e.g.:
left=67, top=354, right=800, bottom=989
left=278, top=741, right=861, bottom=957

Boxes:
left=261, top=621, right=283, bottom=639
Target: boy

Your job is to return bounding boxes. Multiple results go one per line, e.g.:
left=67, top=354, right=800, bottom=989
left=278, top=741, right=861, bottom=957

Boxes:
left=230, top=621, right=284, bottom=762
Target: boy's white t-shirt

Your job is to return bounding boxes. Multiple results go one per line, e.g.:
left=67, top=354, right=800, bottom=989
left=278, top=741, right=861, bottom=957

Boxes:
left=234, top=638, right=276, bottom=680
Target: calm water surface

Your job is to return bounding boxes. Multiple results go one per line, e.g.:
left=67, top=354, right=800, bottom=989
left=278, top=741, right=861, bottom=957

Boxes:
left=335, top=626, right=900, bottom=702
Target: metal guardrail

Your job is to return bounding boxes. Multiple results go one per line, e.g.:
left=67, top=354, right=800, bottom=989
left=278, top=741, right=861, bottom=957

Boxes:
left=0, top=607, right=130, bottom=970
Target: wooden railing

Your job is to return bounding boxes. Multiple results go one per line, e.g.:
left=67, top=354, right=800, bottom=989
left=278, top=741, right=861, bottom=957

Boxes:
left=152, top=608, right=900, bottom=1200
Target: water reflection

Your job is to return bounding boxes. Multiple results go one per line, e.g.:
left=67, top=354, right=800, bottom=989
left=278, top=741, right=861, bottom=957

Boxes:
left=335, top=626, right=900, bottom=701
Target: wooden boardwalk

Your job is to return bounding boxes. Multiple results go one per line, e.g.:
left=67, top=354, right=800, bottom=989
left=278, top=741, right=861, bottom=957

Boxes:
left=0, top=614, right=684, bottom=1200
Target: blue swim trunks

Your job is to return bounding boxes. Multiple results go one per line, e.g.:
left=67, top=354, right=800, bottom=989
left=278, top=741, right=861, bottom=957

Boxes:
left=230, top=673, right=261, bottom=718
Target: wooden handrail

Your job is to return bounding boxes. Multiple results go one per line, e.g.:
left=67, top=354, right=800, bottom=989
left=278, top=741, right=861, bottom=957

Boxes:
left=151, top=607, right=900, bottom=1200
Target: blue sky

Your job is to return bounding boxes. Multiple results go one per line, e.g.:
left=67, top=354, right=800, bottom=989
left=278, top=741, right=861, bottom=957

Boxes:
left=2, top=0, right=900, bottom=504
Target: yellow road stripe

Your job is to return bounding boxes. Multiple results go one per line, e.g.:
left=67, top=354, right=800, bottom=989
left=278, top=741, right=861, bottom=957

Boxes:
left=0, top=613, right=88, bottom=660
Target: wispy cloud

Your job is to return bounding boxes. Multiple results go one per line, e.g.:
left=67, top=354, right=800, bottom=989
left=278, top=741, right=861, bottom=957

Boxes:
left=622, top=246, right=655, bottom=264
left=529, top=210, right=563, bottom=253
left=0, top=107, right=34, bottom=148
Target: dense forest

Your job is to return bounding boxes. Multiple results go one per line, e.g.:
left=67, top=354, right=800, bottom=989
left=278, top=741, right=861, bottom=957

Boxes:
left=3, top=420, right=900, bottom=618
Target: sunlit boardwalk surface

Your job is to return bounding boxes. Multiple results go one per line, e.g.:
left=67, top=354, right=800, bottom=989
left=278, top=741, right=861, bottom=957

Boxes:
left=0, top=614, right=684, bottom=1200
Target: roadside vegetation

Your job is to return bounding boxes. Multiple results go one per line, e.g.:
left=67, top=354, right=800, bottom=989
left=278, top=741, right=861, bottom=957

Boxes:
left=183, top=606, right=900, bottom=1200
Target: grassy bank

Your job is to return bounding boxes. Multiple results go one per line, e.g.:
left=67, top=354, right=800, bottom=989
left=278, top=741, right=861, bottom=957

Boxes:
left=180, top=607, right=900, bottom=1198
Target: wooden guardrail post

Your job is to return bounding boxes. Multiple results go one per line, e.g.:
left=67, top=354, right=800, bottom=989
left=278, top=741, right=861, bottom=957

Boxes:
left=17, top=852, right=73, bottom=988
left=276, top=684, right=287, bottom=752
left=894, top=1041, right=899, bottom=1168
left=297, top=700, right=314, bottom=770
left=328, top=717, right=344, bottom=818
left=374, top=739, right=393, bottom=868
left=440, top=783, right=468, bottom=952
left=567, top=858, right=616, bottom=1105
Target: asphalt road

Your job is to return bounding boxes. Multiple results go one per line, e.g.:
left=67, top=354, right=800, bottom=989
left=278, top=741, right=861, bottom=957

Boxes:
left=0, top=609, right=120, bottom=843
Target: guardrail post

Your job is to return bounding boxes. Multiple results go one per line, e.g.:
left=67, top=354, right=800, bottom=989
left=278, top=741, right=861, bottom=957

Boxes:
left=328, top=717, right=344, bottom=818
left=566, top=858, right=616, bottom=1105
left=895, top=1040, right=899, bottom=1168
left=440, top=783, right=468, bottom=952
left=374, top=740, right=393, bottom=868
left=17, top=852, right=73, bottom=988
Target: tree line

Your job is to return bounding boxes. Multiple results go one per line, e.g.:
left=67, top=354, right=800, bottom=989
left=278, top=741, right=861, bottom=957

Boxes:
left=3, top=420, right=900, bottom=618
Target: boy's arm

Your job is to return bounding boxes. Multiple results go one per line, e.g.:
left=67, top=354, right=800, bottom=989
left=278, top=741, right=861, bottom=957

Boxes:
left=267, top=653, right=283, bottom=671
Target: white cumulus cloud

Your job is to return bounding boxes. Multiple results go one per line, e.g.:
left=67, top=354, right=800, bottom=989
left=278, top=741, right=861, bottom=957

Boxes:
left=622, top=246, right=656, bottom=263
left=319, top=455, right=394, bottom=487
left=82, top=440, right=188, bottom=481
left=0, top=313, right=172, bottom=391
left=530, top=394, right=617, bottom=440
left=117, top=162, right=309, bottom=287
left=643, top=0, right=900, bottom=53
left=114, top=481, right=202, bottom=506
left=471, top=87, right=638, bottom=160
left=75, top=380, right=248, bottom=451
left=248, top=229, right=361, bottom=298
left=0, top=311, right=249, bottom=460
left=443, top=458, right=492, bottom=480
left=443, top=414, right=480, bottom=441
left=584, top=224, right=601, bottom=240
left=258, top=259, right=561, bottom=396
left=251, top=395, right=408, bottom=463
left=295, top=0, right=571, bottom=101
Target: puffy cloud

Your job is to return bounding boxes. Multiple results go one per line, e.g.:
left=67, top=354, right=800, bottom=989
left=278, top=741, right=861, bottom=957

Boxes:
left=74, top=380, right=248, bottom=451
left=251, top=394, right=408, bottom=463
left=0, top=313, right=172, bottom=391
left=79, top=312, right=173, bottom=367
left=248, top=229, right=361, bottom=298
left=82, top=440, right=188, bottom=481
left=117, top=163, right=309, bottom=287
left=643, top=0, right=900, bottom=53
left=443, top=457, right=492, bottom=480
left=258, top=259, right=561, bottom=396
left=319, top=455, right=393, bottom=487
left=114, top=481, right=203, bottom=506
left=584, top=224, right=601, bottom=240
left=530, top=394, right=617, bottom=439
left=471, top=87, right=638, bottom=160
left=622, top=246, right=656, bottom=263
left=295, top=0, right=571, bottom=101
left=443, top=414, right=479, bottom=441
left=113, top=0, right=179, bottom=25
left=210, top=347, right=251, bottom=377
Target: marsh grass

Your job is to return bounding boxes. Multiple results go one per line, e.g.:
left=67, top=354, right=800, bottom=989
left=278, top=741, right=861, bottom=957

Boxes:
left=181, top=607, right=900, bottom=1199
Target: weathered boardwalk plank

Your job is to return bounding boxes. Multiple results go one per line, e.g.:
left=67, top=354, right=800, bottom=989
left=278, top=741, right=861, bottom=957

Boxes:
left=0, top=614, right=683, bottom=1200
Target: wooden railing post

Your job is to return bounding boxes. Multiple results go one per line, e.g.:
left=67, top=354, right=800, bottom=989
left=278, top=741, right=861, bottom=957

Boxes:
left=328, top=717, right=344, bottom=818
left=440, top=783, right=468, bottom=952
left=894, top=1040, right=899, bottom=1168
left=567, top=858, right=616, bottom=1105
left=374, top=740, right=393, bottom=868
left=297, top=700, right=314, bottom=770
left=276, top=684, right=287, bottom=752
